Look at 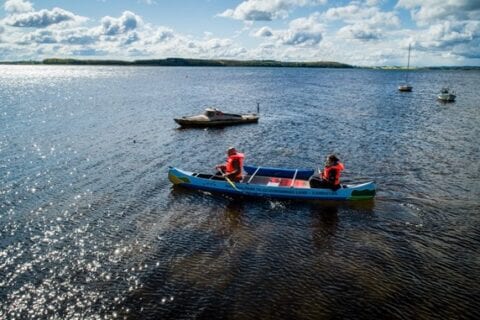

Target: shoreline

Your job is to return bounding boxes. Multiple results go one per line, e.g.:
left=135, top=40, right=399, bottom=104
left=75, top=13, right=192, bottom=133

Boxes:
left=0, top=58, right=478, bottom=70
left=0, top=58, right=353, bottom=68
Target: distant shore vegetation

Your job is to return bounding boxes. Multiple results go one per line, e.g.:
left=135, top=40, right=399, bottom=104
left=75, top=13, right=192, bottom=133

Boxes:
left=0, top=58, right=478, bottom=70
left=1, top=58, right=353, bottom=68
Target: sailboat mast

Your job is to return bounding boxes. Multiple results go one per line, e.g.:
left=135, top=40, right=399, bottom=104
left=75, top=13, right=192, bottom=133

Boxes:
left=406, top=44, right=411, bottom=83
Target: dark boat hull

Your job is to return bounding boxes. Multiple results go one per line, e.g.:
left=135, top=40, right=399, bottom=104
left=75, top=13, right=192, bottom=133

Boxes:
left=174, top=116, right=259, bottom=127
left=398, top=85, right=412, bottom=92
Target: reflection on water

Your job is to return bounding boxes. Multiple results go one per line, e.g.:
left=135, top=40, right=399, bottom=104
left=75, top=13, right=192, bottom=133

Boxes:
left=310, top=204, right=339, bottom=250
left=1, top=66, right=479, bottom=319
left=223, top=200, right=245, bottom=230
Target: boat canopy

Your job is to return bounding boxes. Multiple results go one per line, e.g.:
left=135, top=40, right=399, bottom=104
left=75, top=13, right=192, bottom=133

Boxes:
left=204, top=108, right=222, bottom=117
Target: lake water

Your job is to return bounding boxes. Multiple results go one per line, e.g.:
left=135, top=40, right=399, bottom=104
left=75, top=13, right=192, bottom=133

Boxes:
left=1, top=65, right=479, bottom=319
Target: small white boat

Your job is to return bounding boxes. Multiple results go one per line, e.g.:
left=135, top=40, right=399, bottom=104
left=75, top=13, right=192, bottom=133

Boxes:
left=398, top=84, right=412, bottom=92
left=174, top=107, right=259, bottom=127
left=437, top=88, right=456, bottom=102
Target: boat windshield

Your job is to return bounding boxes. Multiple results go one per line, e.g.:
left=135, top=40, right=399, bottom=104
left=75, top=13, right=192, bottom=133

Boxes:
left=205, top=109, right=224, bottom=117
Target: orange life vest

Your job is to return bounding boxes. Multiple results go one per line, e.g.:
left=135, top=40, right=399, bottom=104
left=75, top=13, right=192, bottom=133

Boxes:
left=322, top=162, right=344, bottom=186
left=226, top=152, right=244, bottom=179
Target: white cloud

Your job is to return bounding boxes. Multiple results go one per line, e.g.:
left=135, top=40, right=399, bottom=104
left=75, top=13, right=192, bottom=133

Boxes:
left=1, top=10, right=146, bottom=58
left=396, top=0, right=480, bottom=25
left=324, top=4, right=400, bottom=27
left=10, top=10, right=246, bottom=61
left=4, top=0, right=33, bottom=14
left=99, top=11, right=142, bottom=36
left=338, top=24, right=382, bottom=41
left=257, top=14, right=324, bottom=47
left=324, top=4, right=358, bottom=20
left=218, top=0, right=326, bottom=21
left=415, top=20, right=480, bottom=50
left=366, top=0, right=381, bottom=6
left=279, top=14, right=323, bottom=45
left=279, top=29, right=322, bottom=45
left=0, top=0, right=478, bottom=65
left=394, top=1, right=480, bottom=60
left=60, top=29, right=98, bottom=45
left=72, top=47, right=107, bottom=56
left=137, top=0, right=157, bottom=4
left=14, top=27, right=100, bottom=46
left=131, top=33, right=247, bottom=60
left=254, top=26, right=273, bottom=37
left=121, top=31, right=140, bottom=45
left=4, top=7, right=87, bottom=28
left=155, top=27, right=175, bottom=42
left=323, top=3, right=399, bottom=44
left=17, top=29, right=57, bottom=44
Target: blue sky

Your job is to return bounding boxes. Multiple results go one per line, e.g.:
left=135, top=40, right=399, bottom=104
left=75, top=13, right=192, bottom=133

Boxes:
left=0, top=0, right=479, bottom=66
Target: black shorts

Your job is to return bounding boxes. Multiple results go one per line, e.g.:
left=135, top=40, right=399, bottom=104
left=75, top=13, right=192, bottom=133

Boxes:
left=309, top=176, right=340, bottom=190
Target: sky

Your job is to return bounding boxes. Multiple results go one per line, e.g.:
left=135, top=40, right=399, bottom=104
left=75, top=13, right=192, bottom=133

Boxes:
left=0, top=0, right=479, bottom=66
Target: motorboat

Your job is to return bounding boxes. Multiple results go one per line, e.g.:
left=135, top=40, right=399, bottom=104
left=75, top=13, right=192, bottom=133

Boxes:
left=174, top=107, right=259, bottom=127
left=437, top=88, right=456, bottom=102
left=398, top=84, right=413, bottom=92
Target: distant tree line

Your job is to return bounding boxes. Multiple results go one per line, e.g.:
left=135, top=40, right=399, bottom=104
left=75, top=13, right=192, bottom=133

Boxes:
left=37, top=58, right=354, bottom=68
left=1, top=58, right=478, bottom=69
left=42, top=58, right=130, bottom=65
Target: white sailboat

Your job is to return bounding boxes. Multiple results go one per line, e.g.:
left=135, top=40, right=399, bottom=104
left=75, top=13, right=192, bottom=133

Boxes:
left=398, top=44, right=413, bottom=92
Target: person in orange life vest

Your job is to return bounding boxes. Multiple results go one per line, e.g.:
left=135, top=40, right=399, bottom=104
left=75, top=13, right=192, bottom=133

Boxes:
left=215, top=147, right=245, bottom=182
left=309, top=154, right=345, bottom=190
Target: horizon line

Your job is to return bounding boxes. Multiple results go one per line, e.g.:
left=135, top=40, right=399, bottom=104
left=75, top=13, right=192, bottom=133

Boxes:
left=0, top=58, right=479, bottom=69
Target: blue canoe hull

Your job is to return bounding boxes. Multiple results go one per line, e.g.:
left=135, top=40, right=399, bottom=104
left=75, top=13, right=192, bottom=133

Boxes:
left=168, top=167, right=375, bottom=201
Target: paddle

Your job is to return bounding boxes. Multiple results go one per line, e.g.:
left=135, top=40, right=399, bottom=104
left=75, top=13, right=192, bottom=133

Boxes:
left=218, top=169, right=241, bottom=192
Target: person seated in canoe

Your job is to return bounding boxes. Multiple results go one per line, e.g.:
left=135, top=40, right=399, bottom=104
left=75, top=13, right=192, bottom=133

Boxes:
left=215, top=147, right=245, bottom=182
left=309, top=154, right=345, bottom=190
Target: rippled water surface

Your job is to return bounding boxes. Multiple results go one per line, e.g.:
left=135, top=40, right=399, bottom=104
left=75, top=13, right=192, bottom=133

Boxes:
left=1, top=65, right=479, bottom=319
